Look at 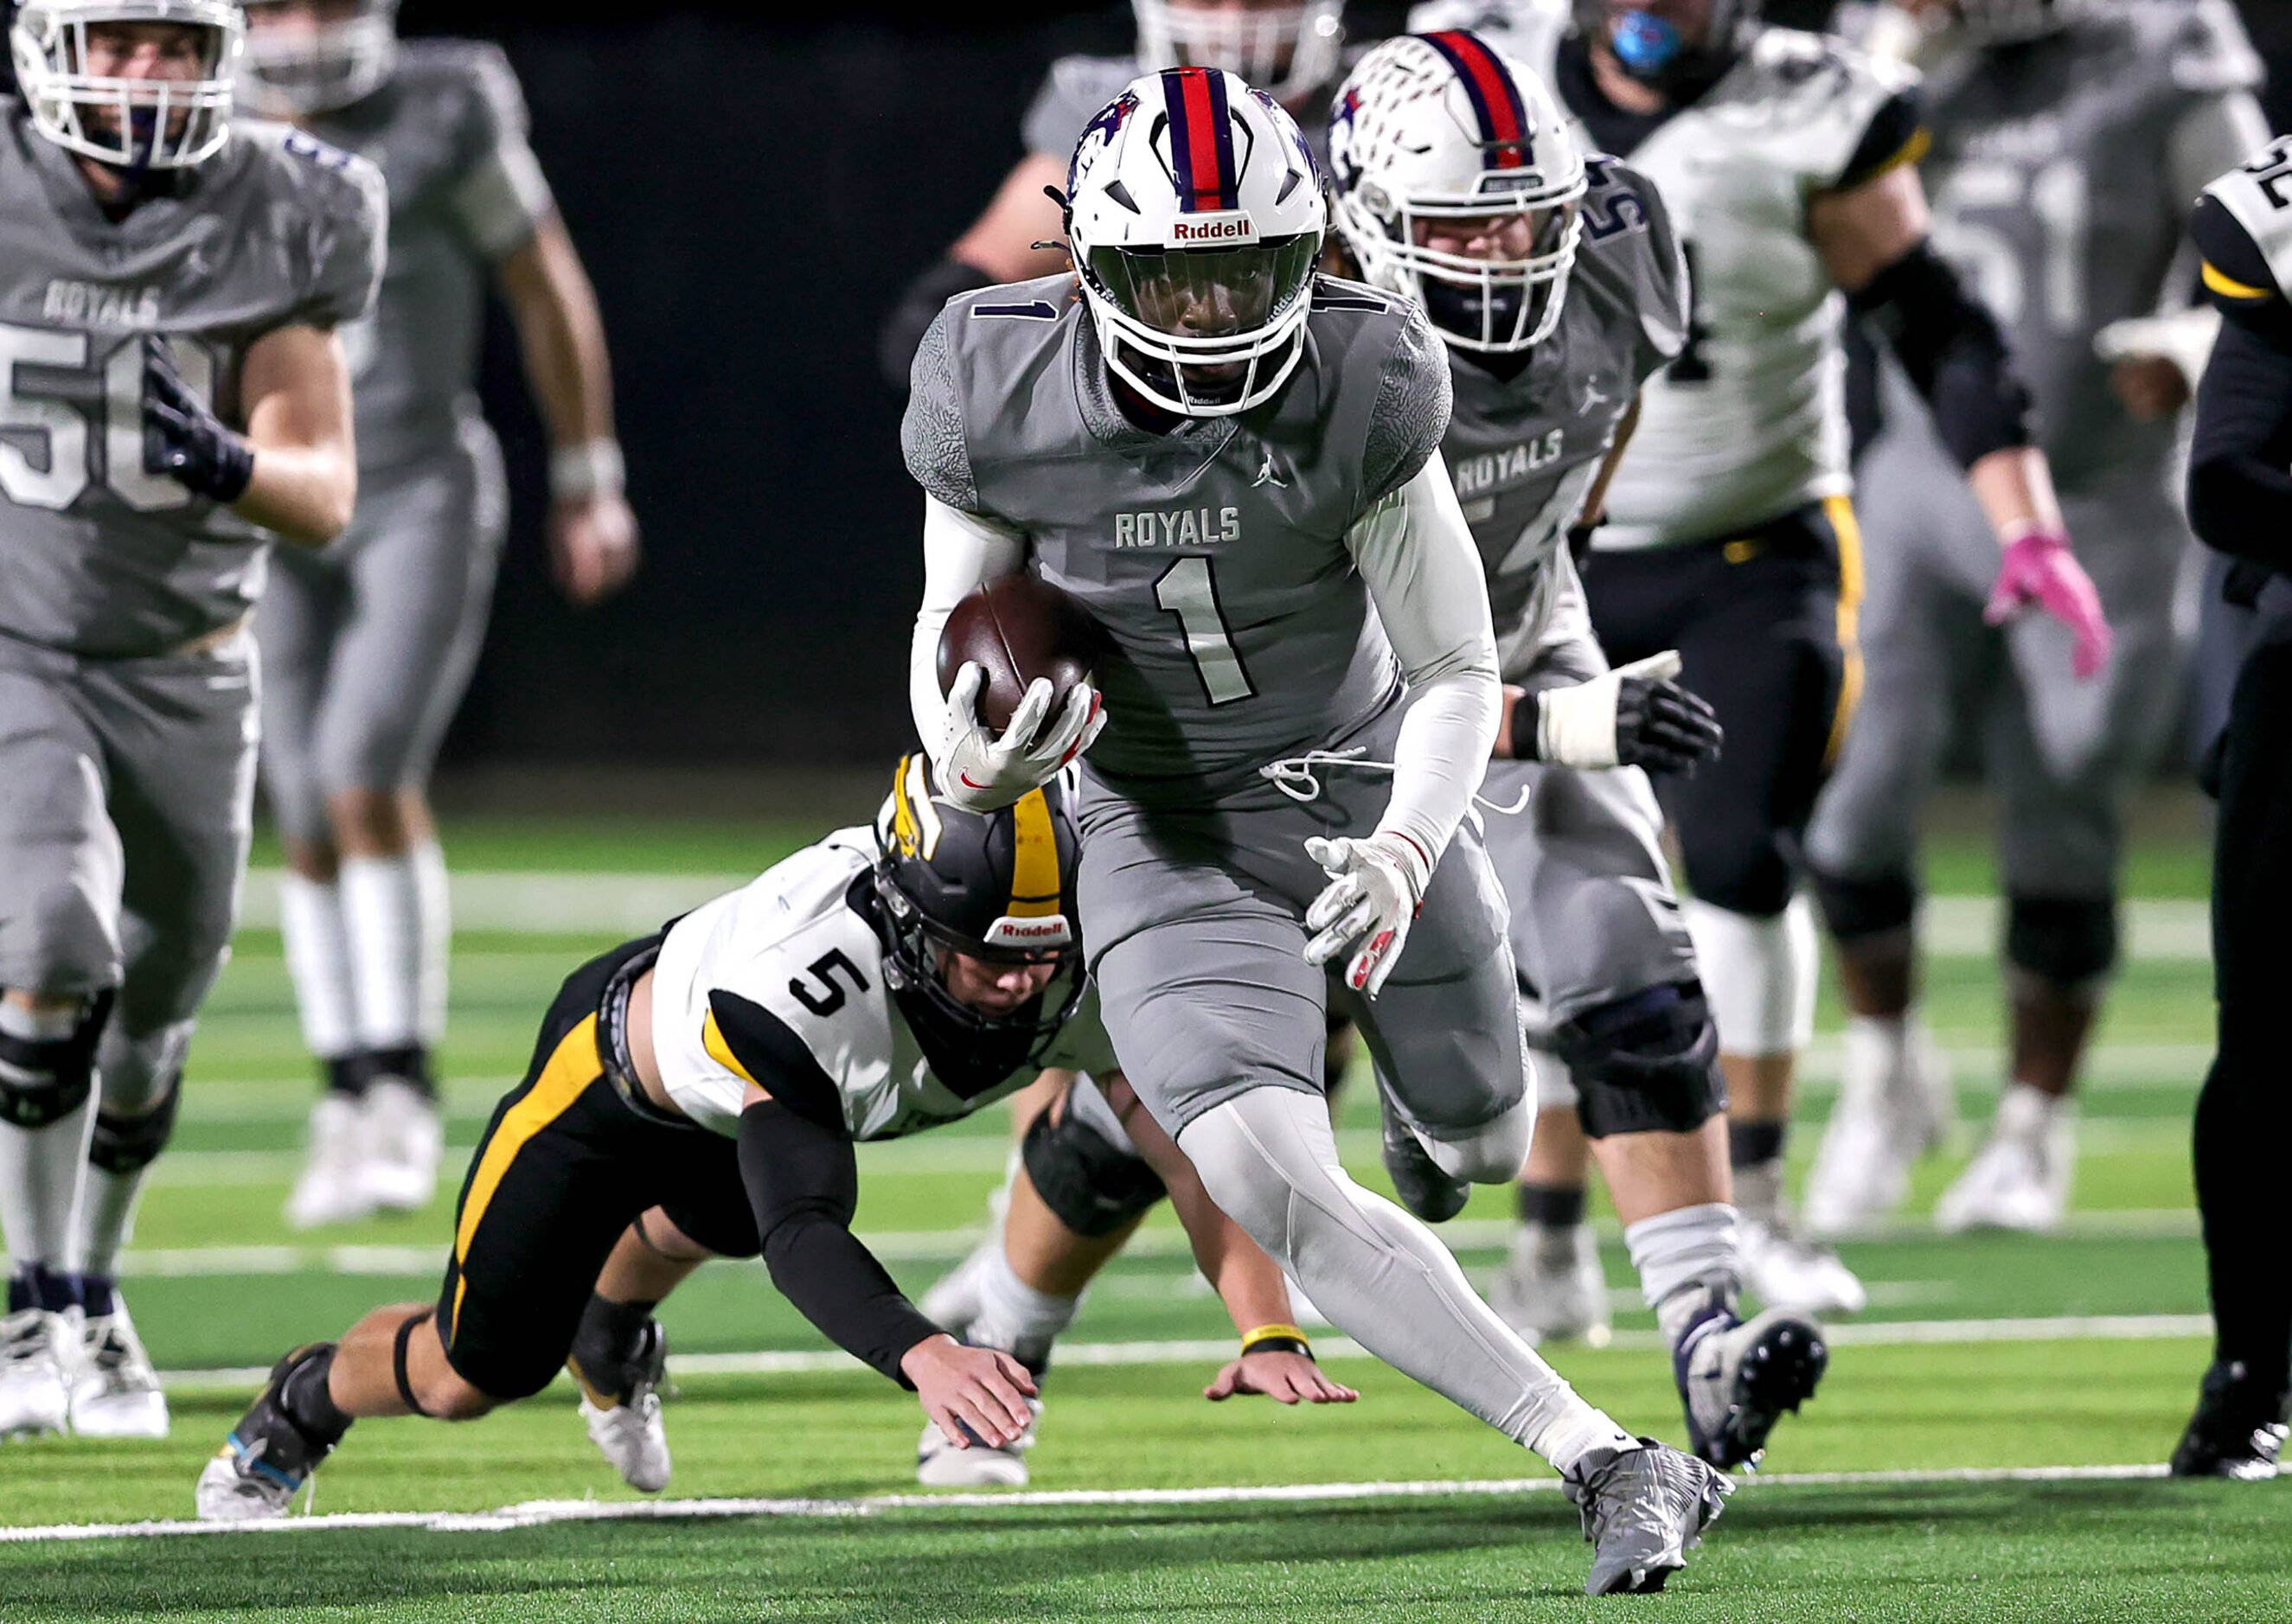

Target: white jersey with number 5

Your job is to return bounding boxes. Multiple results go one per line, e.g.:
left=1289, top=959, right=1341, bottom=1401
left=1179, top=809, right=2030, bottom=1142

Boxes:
left=1412, top=0, right=1917, bottom=547
left=650, top=828, right=1117, bottom=1141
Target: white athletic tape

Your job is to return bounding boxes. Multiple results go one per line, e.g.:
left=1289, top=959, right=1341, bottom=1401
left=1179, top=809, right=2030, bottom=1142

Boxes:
left=0, top=1462, right=2176, bottom=1544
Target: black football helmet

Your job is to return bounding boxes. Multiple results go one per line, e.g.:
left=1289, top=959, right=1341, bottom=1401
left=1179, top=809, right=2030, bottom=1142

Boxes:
left=1574, top=0, right=1757, bottom=97
left=872, top=754, right=1087, bottom=1053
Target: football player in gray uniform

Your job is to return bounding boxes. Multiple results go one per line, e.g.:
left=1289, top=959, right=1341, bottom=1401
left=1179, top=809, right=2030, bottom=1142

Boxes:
left=879, top=0, right=1354, bottom=388
left=196, top=759, right=1345, bottom=1518
left=0, top=0, right=384, bottom=1441
left=1799, top=0, right=2268, bottom=1237
left=236, top=1, right=638, bottom=1231
left=1411, top=0, right=2107, bottom=1319
left=1328, top=29, right=1824, bottom=1467
left=906, top=69, right=1729, bottom=1594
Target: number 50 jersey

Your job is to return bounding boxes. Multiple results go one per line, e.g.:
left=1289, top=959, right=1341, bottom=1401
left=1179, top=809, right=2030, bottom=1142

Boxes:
left=650, top=828, right=1117, bottom=1141
left=0, top=106, right=385, bottom=657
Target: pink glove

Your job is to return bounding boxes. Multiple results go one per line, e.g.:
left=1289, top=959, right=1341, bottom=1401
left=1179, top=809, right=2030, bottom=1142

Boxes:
left=1984, top=527, right=2111, bottom=681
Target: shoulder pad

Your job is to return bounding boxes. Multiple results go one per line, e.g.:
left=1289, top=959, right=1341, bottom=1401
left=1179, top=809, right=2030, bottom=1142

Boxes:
left=2198, top=146, right=2292, bottom=309
left=2152, top=0, right=2264, bottom=96
left=1738, top=28, right=1920, bottom=189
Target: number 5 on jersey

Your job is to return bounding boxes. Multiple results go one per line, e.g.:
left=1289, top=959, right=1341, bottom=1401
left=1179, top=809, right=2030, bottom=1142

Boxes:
left=1156, top=556, right=1254, bottom=706
left=0, top=323, right=218, bottom=512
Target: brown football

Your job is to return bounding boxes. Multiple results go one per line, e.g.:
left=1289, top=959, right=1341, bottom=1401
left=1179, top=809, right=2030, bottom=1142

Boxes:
left=938, top=574, right=1104, bottom=745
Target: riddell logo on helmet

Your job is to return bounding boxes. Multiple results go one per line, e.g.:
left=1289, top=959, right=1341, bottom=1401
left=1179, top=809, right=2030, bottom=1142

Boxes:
left=987, top=917, right=1073, bottom=946
left=1169, top=214, right=1257, bottom=244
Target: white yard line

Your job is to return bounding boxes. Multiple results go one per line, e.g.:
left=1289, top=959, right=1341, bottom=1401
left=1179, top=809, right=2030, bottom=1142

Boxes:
left=231, top=873, right=2212, bottom=959
left=147, top=1312, right=2210, bottom=1397
left=0, top=1461, right=2177, bottom=1545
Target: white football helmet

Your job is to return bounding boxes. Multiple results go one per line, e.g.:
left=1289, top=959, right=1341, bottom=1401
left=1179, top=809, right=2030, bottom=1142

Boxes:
left=240, top=0, right=400, bottom=116
left=1328, top=32, right=1586, bottom=354
left=10, top=0, right=244, bottom=169
left=1065, top=67, right=1326, bottom=419
left=1131, top=0, right=1346, bottom=105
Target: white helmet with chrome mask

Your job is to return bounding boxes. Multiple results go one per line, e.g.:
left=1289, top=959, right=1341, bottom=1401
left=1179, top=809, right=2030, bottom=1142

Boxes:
left=1131, top=0, right=1346, bottom=105
left=1328, top=31, right=1587, bottom=354
left=10, top=0, right=244, bottom=169
left=1064, top=67, right=1326, bottom=419
left=239, top=0, right=400, bottom=116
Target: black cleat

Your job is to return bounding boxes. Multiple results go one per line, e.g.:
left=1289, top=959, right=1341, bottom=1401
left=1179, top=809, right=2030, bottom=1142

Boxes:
left=1564, top=1436, right=1731, bottom=1595
left=194, top=1344, right=348, bottom=1521
left=1678, top=1305, right=1828, bottom=1471
left=2170, top=1360, right=2289, bottom=1480
left=1380, top=1106, right=1469, bottom=1223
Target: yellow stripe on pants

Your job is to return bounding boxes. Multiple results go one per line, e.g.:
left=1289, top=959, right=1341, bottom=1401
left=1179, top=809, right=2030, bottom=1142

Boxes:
left=1823, top=495, right=1865, bottom=770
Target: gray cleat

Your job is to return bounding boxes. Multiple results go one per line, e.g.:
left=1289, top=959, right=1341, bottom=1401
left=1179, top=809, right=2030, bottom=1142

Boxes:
left=1380, top=1105, right=1468, bottom=1223
left=1678, top=1306, right=1828, bottom=1471
left=1562, top=1437, right=1731, bottom=1595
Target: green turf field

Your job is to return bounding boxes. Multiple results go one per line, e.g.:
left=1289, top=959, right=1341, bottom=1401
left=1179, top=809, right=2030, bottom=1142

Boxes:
left=3, top=814, right=2278, bottom=1622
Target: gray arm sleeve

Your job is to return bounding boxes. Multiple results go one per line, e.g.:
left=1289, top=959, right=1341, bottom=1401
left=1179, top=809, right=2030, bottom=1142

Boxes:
left=1360, top=304, right=1455, bottom=505
left=900, top=308, right=981, bottom=514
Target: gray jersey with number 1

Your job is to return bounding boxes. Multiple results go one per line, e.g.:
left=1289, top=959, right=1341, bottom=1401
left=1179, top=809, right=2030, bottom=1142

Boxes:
left=0, top=105, right=385, bottom=658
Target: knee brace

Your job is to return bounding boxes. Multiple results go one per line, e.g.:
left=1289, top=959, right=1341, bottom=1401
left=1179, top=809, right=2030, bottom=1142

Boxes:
left=2005, top=894, right=2119, bottom=988
left=0, top=989, right=113, bottom=1129
left=1810, top=867, right=1917, bottom=945
left=1554, top=981, right=1728, bottom=1139
left=88, top=1077, right=182, bottom=1174
left=1021, top=1090, right=1168, bottom=1238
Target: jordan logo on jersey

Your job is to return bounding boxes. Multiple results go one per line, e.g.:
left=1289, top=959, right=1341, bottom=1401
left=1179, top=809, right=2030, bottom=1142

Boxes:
left=42, top=279, right=162, bottom=330
left=1450, top=431, right=1565, bottom=498
left=1112, top=507, right=1242, bottom=548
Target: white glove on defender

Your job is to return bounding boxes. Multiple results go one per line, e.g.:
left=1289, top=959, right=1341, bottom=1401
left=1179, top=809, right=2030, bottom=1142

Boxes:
left=1302, top=832, right=1432, bottom=999
left=938, top=662, right=1105, bottom=812
left=1531, top=650, right=1722, bottom=774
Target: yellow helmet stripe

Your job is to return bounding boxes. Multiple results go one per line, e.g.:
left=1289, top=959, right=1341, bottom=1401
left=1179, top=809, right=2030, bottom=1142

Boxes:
left=1005, top=786, right=1064, bottom=919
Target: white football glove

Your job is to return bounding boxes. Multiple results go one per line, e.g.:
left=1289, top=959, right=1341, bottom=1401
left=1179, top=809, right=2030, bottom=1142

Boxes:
left=1530, top=650, right=1723, bottom=773
left=938, top=662, right=1106, bottom=811
left=1301, top=832, right=1432, bottom=999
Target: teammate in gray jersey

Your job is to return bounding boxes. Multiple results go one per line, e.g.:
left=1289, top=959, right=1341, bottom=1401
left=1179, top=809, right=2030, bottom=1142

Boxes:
left=0, top=0, right=384, bottom=1442
left=1323, top=29, right=1822, bottom=1469
left=1412, top=0, right=2108, bottom=1320
left=1800, top=0, right=2269, bottom=1237
left=235, top=2, right=638, bottom=1231
left=878, top=0, right=1355, bottom=389
left=906, top=68, right=1729, bottom=1593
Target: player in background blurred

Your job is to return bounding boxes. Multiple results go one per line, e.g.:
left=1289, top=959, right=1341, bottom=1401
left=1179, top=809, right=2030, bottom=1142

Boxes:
left=236, top=0, right=637, bottom=1230
left=0, top=0, right=383, bottom=1439
left=1802, top=0, right=2269, bottom=1238
left=879, top=0, right=1357, bottom=388
left=1410, top=0, right=2106, bottom=1320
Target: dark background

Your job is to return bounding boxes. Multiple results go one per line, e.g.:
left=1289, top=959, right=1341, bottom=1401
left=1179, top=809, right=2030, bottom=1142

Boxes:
left=14, top=5, right=2286, bottom=772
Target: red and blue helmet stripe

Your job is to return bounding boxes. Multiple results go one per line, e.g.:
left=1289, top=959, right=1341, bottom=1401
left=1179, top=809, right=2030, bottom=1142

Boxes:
left=1420, top=29, right=1532, bottom=171
left=1161, top=66, right=1239, bottom=213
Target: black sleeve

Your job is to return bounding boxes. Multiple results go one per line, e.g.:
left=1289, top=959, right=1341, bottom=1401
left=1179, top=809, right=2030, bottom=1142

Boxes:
left=1847, top=239, right=2035, bottom=469
left=1834, top=86, right=1927, bottom=194
left=738, top=1099, right=943, bottom=1387
left=2192, top=194, right=2292, bottom=344
left=880, top=256, right=997, bottom=392
left=2188, top=316, right=2292, bottom=572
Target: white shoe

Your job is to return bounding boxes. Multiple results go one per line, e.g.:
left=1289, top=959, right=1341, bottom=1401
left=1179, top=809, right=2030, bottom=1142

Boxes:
left=917, top=1402, right=1038, bottom=1488
left=0, top=1308, right=74, bottom=1439
left=1935, top=1084, right=2073, bottom=1234
left=580, top=1391, right=670, bottom=1493
left=919, top=1239, right=999, bottom=1339
left=1488, top=1223, right=1612, bottom=1347
left=1804, top=1018, right=1953, bottom=1237
left=1739, top=1212, right=1867, bottom=1317
left=71, top=1306, right=168, bottom=1439
left=361, top=1078, right=444, bottom=1214
left=285, top=1095, right=378, bottom=1230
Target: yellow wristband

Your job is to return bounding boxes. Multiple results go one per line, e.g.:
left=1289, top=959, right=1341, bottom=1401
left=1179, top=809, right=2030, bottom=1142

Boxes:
left=1240, top=1323, right=1313, bottom=1357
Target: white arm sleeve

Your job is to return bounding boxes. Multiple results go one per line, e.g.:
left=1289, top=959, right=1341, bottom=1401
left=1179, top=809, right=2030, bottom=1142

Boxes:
left=1344, top=454, right=1501, bottom=871
left=910, top=496, right=1028, bottom=760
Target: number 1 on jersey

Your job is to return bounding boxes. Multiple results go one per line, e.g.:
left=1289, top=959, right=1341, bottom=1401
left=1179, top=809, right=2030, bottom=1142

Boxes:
left=1155, top=556, right=1253, bottom=706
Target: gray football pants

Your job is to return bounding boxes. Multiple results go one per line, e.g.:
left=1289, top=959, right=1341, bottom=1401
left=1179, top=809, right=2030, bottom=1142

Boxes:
left=255, top=425, right=506, bottom=845
left=1807, top=425, right=2195, bottom=903
left=0, top=631, right=257, bottom=1109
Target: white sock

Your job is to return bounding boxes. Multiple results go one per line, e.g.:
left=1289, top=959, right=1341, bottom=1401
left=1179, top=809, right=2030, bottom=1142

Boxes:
left=969, top=1243, right=1079, bottom=1371
left=0, top=1003, right=96, bottom=1276
left=1994, top=1079, right=2069, bottom=1141
left=278, top=872, right=359, bottom=1061
left=1625, top=1203, right=1742, bottom=1340
left=1180, top=1089, right=1633, bottom=1474
left=410, top=839, right=451, bottom=1046
left=340, top=853, right=423, bottom=1051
